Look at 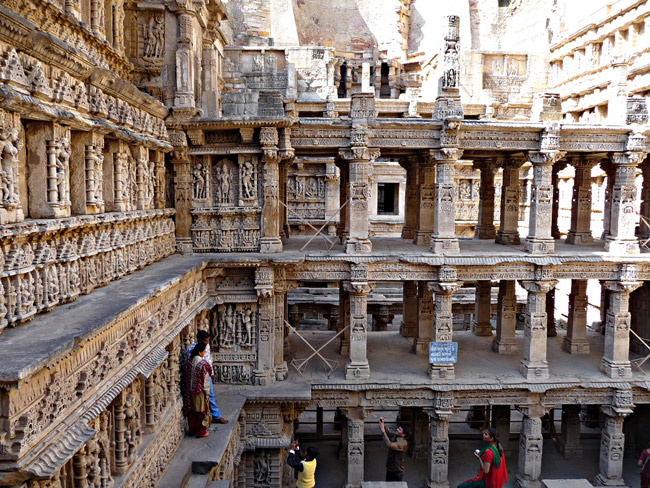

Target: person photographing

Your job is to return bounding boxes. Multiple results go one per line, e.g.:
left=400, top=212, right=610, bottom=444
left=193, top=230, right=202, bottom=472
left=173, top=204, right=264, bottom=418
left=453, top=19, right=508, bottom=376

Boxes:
left=287, top=439, right=318, bottom=488
left=458, top=427, right=507, bottom=488
left=379, top=417, right=409, bottom=481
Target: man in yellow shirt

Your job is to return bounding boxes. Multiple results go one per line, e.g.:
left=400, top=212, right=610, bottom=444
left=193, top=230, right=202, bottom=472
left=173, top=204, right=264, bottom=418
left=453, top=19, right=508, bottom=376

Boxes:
left=287, top=440, right=318, bottom=488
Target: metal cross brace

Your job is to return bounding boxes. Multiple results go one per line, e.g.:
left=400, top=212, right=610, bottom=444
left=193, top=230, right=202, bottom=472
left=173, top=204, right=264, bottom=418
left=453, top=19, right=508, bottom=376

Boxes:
left=279, top=198, right=348, bottom=251
left=631, top=328, right=650, bottom=375
left=285, top=320, right=348, bottom=377
left=639, top=215, right=650, bottom=251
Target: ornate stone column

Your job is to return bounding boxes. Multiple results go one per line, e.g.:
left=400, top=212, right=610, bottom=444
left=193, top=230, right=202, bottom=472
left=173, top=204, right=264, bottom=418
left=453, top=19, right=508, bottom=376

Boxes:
left=344, top=407, right=368, bottom=488
left=516, top=405, right=547, bottom=488
left=174, top=13, right=195, bottom=109
left=493, top=280, right=517, bottom=354
left=170, top=132, right=192, bottom=253
left=345, top=266, right=372, bottom=380
left=414, top=152, right=435, bottom=246
left=278, top=128, right=294, bottom=241
left=90, top=0, right=105, bottom=38
left=496, top=155, right=524, bottom=245
left=605, top=151, right=645, bottom=253
left=431, top=149, right=462, bottom=254
left=260, top=127, right=282, bottom=253
left=558, top=405, right=582, bottom=457
left=401, top=280, right=418, bottom=338
left=254, top=267, right=276, bottom=385
left=524, top=150, right=565, bottom=254
left=70, top=131, right=105, bottom=215
left=594, top=391, right=634, bottom=486
left=274, top=273, right=289, bottom=381
left=474, top=159, right=497, bottom=239
left=413, top=280, right=433, bottom=354
left=567, top=155, right=600, bottom=245
left=600, top=159, right=616, bottom=241
left=325, top=159, right=341, bottom=237
left=339, top=284, right=350, bottom=355
left=601, top=274, right=642, bottom=378
left=639, top=160, right=650, bottom=242
left=472, top=280, right=492, bottom=336
left=153, top=150, right=165, bottom=209
left=563, top=279, right=590, bottom=354
left=113, top=392, right=128, bottom=475
left=402, top=156, right=419, bottom=240
left=550, top=160, right=566, bottom=239
left=339, top=126, right=378, bottom=254
left=425, top=393, right=455, bottom=488
left=519, top=275, right=557, bottom=380
left=430, top=267, right=461, bottom=379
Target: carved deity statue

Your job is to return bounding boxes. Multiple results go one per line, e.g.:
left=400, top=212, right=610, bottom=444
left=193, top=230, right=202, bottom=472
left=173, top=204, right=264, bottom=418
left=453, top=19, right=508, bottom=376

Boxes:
left=193, top=162, right=206, bottom=199
left=143, top=14, right=165, bottom=58
left=242, top=307, right=253, bottom=346
left=0, top=127, right=22, bottom=207
left=241, top=160, right=255, bottom=200
left=221, top=305, right=235, bottom=347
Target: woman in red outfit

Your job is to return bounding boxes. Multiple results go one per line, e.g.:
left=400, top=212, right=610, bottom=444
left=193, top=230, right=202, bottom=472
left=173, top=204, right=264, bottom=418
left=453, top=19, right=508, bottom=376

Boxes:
left=457, top=427, right=508, bottom=488
left=639, top=442, right=650, bottom=488
left=182, top=342, right=212, bottom=437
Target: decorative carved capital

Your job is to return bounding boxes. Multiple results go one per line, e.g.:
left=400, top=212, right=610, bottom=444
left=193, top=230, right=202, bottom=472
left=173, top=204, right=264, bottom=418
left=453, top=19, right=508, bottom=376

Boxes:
left=528, top=150, right=565, bottom=166
left=602, top=280, right=642, bottom=294
left=259, top=127, right=279, bottom=147
left=428, top=281, right=461, bottom=295
left=604, top=389, right=635, bottom=418
left=431, top=148, right=463, bottom=162
left=254, top=266, right=274, bottom=297
left=168, top=130, right=188, bottom=148
left=519, top=280, right=558, bottom=294
left=438, top=265, right=457, bottom=282
left=338, top=147, right=380, bottom=162
left=262, top=148, right=279, bottom=164
left=516, top=403, right=552, bottom=419
left=343, top=281, right=373, bottom=295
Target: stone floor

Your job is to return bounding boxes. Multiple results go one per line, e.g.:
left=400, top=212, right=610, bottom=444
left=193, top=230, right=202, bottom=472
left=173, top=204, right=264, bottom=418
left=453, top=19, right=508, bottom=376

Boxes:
left=309, top=437, right=642, bottom=488
left=284, top=328, right=650, bottom=387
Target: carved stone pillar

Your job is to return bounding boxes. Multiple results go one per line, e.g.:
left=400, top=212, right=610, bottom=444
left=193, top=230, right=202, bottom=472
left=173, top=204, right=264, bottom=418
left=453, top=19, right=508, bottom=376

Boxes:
left=413, top=280, right=433, bottom=354
left=73, top=445, right=89, bottom=488
left=274, top=278, right=288, bottom=381
left=429, top=270, right=461, bottom=379
left=519, top=278, right=557, bottom=380
left=325, top=159, right=341, bottom=237
left=516, top=405, right=546, bottom=488
left=497, top=156, right=523, bottom=245
left=594, top=391, right=634, bottom=486
left=254, top=267, right=276, bottom=385
left=425, top=395, right=454, bottom=488
left=493, top=280, right=517, bottom=354
left=339, top=284, right=350, bottom=355
left=524, top=151, right=564, bottom=254
left=402, top=156, right=419, bottom=240
left=174, top=13, right=195, bottom=109
left=113, top=392, right=128, bottom=475
left=373, top=305, right=390, bottom=331
left=639, top=161, right=650, bottom=242
left=563, top=279, right=590, bottom=354
left=472, top=281, right=492, bottom=336
left=65, top=0, right=81, bottom=20
left=201, top=42, right=219, bottom=116
left=474, top=159, right=497, bottom=240
left=600, top=278, right=642, bottom=378
left=344, top=280, right=372, bottom=380
left=546, top=287, right=556, bottom=337
left=605, top=152, right=645, bottom=253
left=414, top=152, right=435, bottom=246
left=70, top=131, right=105, bottom=215
left=600, top=159, right=616, bottom=241
left=170, top=133, right=192, bottom=252
left=431, top=149, right=462, bottom=254
left=344, top=407, right=367, bottom=488
left=550, top=160, right=566, bottom=239
left=339, top=130, right=377, bottom=254
left=558, top=405, right=582, bottom=457
left=567, top=155, right=600, bottom=245
left=401, top=280, right=418, bottom=338
left=153, top=150, right=165, bottom=209
left=260, top=127, right=282, bottom=253
left=90, top=0, right=105, bottom=38
left=144, top=374, right=156, bottom=433
left=26, top=122, right=71, bottom=218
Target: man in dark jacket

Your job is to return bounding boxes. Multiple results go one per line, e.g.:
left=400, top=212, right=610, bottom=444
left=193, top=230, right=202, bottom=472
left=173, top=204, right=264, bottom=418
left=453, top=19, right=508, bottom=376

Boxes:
left=379, top=417, right=409, bottom=481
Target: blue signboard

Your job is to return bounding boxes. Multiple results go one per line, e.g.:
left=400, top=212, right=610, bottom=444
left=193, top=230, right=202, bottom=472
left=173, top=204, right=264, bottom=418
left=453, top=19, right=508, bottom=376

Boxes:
left=429, top=342, right=458, bottom=364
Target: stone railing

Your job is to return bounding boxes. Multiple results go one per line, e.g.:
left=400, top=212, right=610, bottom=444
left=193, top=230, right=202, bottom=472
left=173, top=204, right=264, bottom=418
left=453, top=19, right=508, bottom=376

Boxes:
left=0, top=209, right=176, bottom=331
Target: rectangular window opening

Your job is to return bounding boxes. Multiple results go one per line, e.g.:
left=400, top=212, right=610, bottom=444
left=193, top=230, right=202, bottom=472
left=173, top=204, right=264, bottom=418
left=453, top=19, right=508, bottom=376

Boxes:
left=377, top=183, right=399, bottom=215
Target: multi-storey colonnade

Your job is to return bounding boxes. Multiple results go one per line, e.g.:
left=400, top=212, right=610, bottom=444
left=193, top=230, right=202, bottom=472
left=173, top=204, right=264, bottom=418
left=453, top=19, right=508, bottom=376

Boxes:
left=0, top=5, right=650, bottom=488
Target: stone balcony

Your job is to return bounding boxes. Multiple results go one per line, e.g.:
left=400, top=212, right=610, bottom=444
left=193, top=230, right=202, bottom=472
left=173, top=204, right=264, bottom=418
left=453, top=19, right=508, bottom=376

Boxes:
left=0, top=209, right=176, bottom=331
